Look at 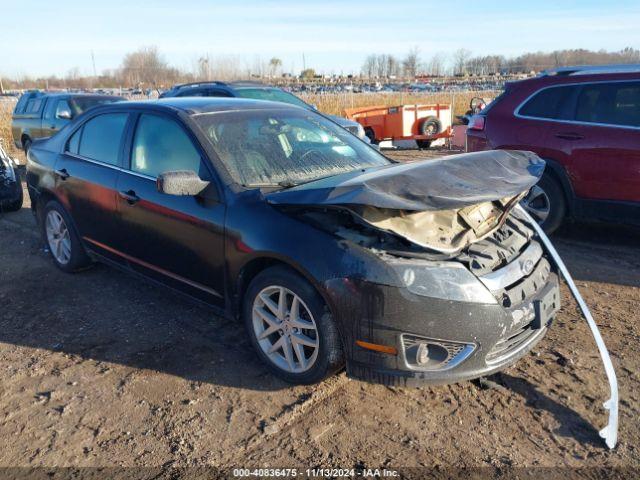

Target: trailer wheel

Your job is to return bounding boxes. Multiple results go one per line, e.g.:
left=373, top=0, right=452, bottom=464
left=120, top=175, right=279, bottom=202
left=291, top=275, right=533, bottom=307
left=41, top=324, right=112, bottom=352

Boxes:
left=416, top=140, right=432, bottom=149
left=419, top=116, right=442, bottom=136
left=364, top=127, right=378, bottom=144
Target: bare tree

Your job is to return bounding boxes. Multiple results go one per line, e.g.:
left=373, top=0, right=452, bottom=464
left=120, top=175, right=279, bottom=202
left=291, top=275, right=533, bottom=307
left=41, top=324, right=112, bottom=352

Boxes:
left=425, top=53, right=446, bottom=76
left=452, top=48, right=471, bottom=75
left=119, top=46, right=179, bottom=87
left=269, top=57, right=283, bottom=78
left=402, top=47, right=420, bottom=78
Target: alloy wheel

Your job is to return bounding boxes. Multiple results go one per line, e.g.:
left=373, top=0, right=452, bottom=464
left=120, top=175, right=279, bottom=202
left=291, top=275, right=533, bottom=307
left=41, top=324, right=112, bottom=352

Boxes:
left=252, top=286, right=319, bottom=373
left=45, top=210, right=72, bottom=265
left=522, top=185, right=551, bottom=224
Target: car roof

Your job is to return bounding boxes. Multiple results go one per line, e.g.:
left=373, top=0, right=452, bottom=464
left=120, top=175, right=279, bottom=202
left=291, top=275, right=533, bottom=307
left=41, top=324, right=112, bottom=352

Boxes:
left=22, top=92, right=122, bottom=99
left=512, top=70, right=640, bottom=90
left=98, top=97, right=303, bottom=115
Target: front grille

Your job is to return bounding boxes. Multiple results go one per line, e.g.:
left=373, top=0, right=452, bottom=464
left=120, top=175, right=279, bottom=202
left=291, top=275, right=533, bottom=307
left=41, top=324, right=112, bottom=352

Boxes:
left=462, top=213, right=559, bottom=365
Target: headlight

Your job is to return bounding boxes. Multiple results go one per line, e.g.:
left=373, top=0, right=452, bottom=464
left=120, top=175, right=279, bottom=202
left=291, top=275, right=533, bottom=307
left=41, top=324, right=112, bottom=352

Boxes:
left=389, top=259, right=497, bottom=304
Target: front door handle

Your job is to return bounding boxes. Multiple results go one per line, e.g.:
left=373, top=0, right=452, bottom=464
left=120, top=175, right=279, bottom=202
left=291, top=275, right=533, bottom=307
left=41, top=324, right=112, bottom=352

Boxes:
left=54, top=168, right=70, bottom=180
left=118, top=190, right=140, bottom=205
left=555, top=132, right=584, bottom=141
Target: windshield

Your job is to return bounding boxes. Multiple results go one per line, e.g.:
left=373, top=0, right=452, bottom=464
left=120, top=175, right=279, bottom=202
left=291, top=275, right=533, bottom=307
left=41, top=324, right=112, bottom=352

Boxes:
left=234, top=88, right=311, bottom=109
left=70, top=96, right=122, bottom=114
left=193, top=109, right=390, bottom=187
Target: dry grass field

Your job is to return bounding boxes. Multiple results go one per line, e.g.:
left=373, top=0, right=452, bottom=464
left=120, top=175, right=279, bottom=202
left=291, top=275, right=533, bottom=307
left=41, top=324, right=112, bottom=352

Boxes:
left=0, top=90, right=497, bottom=164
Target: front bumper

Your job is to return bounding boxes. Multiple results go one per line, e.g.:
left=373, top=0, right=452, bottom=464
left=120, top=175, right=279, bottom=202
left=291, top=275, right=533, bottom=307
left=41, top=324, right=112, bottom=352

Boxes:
left=325, top=273, right=560, bottom=387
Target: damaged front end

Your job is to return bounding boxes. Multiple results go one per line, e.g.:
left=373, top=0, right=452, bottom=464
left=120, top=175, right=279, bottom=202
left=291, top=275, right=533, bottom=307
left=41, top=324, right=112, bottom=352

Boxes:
left=266, top=149, right=618, bottom=449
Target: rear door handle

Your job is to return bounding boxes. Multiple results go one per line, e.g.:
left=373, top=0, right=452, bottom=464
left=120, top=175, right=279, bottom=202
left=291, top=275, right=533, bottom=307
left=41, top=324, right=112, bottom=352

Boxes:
left=555, top=132, right=584, bottom=140
left=118, top=190, right=140, bottom=205
left=54, top=168, right=70, bottom=180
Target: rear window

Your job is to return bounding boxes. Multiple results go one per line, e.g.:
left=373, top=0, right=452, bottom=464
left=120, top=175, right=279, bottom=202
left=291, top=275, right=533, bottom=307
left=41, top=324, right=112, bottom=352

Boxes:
left=518, top=85, right=578, bottom=120
left=14, top=94, right=31, bottom=114
left=77, top=113, right=128, bottom=165
left=575, top=82, right=640, bottom=127
left=25, top=98, right=44, bottom=115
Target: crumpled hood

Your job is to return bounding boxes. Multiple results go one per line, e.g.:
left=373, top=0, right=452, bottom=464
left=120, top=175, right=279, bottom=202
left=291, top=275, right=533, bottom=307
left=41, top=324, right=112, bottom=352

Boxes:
left=266, top=150, right=545, bottom=254
left=265, top=150, right=544, bottom=211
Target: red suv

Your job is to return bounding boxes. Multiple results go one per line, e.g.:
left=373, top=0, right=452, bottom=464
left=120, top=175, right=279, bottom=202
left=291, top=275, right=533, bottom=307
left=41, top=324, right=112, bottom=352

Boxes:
left=467, top=65, right=640, bottom=232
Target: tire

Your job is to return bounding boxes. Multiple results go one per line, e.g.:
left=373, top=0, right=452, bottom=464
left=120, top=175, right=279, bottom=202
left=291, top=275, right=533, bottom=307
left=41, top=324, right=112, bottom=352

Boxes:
left=22, top=137, right=32, bottom=155
left=522, top=174, right=566, bottom=234
left=4, top=185, right=23, bottom=212
left=364, top=127, right=378, bottom=144
left=419, top=116, right=442, bottom=136
left=243, top=266, right=344, bottom=384
left=416, top=140, right=432, bottom=149
left=41, top=200, right=91, bottom=272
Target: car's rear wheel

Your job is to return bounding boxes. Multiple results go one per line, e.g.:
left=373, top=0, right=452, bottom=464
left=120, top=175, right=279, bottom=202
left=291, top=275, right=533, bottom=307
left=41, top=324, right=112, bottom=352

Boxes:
left=522, top=174, right=566, bottom=234
left=243, top=266, right=344, bottom=384
left=42, top=200, right=91, bottom=272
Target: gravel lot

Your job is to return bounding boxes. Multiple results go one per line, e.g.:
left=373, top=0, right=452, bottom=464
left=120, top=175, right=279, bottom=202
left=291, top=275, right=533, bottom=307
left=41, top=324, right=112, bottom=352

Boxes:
left=0, top=149, right=639, bottom=474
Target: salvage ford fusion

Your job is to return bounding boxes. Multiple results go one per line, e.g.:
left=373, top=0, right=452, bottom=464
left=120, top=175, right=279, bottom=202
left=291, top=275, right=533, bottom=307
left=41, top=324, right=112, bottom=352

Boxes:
left=26, top=98, right=560, bottom=387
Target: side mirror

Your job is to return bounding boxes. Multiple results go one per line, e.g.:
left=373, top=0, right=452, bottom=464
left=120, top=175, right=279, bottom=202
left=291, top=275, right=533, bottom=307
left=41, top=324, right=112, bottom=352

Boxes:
left=157, top=170, right=210, bottom=196
left=57, top=110, right=73, bottom=120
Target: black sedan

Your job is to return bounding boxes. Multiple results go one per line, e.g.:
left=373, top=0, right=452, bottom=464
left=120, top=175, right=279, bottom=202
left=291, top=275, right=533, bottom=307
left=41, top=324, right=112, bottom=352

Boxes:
left=26, top=98, right=559, bottom=386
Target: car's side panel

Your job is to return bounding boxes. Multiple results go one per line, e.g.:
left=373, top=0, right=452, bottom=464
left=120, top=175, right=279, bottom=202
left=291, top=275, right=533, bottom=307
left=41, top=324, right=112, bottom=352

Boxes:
left=53, top=153, right=122, bottom=258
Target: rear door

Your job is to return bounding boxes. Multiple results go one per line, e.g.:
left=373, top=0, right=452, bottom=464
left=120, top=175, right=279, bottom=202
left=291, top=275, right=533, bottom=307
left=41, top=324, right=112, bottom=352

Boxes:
left=53, top=111, right=130, bottom=259
left=514, top=84, right=580, bottom=163
left=554, top=81, right=640, bottom=202
left=113, top=112, right=226, bottom=306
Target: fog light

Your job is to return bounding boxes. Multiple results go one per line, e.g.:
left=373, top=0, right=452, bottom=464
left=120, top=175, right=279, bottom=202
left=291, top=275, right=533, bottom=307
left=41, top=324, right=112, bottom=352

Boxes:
left=416, top=343, right=430, bottom=366
left=402, top=334, right=476, bottom=371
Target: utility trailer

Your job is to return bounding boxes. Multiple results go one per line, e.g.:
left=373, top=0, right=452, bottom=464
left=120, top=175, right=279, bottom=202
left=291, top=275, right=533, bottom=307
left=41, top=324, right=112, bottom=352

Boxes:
left=344, top=103, right=453, bottom=148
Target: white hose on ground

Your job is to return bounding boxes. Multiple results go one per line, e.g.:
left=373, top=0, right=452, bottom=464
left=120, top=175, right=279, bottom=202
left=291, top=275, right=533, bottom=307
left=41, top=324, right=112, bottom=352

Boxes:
left=517, top=204, right=618, bottom=449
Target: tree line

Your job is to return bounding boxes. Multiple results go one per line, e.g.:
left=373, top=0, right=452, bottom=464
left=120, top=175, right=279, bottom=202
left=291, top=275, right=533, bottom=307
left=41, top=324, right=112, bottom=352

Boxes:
left=363, top=47, right=640, bottom=78
left=2, top=46, right=639, bottom=91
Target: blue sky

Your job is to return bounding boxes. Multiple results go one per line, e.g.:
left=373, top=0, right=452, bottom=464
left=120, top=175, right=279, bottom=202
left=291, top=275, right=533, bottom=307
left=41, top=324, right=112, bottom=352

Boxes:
left=1, top=0, right=639, bottom=77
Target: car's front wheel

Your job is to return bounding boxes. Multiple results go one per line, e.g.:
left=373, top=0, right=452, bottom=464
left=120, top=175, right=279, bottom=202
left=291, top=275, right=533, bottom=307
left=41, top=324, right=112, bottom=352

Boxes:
left=42, top=200, right=92, bottom=272
left=243, top=266, right=344, bottom=384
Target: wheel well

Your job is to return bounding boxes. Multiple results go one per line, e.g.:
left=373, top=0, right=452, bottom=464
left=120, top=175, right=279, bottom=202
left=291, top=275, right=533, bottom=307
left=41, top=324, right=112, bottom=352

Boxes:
left=541, top=164, right=573, bottom=215
left=234, top=258, right=287, bottom=318
left=234, top=257, right=331, bottom=320
left=34, top=190, right=56, bottom=224
left=21, top=134, right=31, bottom=146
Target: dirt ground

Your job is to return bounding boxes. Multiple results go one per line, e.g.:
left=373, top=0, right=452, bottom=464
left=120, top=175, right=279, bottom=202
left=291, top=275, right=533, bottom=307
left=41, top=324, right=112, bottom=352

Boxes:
left=0, top=148, right=639, bottom=475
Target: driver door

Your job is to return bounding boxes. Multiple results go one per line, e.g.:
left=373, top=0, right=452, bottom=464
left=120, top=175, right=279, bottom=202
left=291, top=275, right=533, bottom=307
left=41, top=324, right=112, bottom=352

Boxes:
left=113, top=112, right=226, bottom=307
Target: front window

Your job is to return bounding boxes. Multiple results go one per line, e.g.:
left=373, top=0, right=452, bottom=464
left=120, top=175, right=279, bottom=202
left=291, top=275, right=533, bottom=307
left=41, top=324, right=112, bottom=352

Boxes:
left=131, top=114, right=206, bottom=178
left=234, top=88, right=311, bottom=109
left=193, top=109, right=389, bottom=187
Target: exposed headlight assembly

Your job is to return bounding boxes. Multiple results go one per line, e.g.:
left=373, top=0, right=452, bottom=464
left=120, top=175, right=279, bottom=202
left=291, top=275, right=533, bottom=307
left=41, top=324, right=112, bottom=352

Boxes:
left=389, top=259, right=497, bottom=304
